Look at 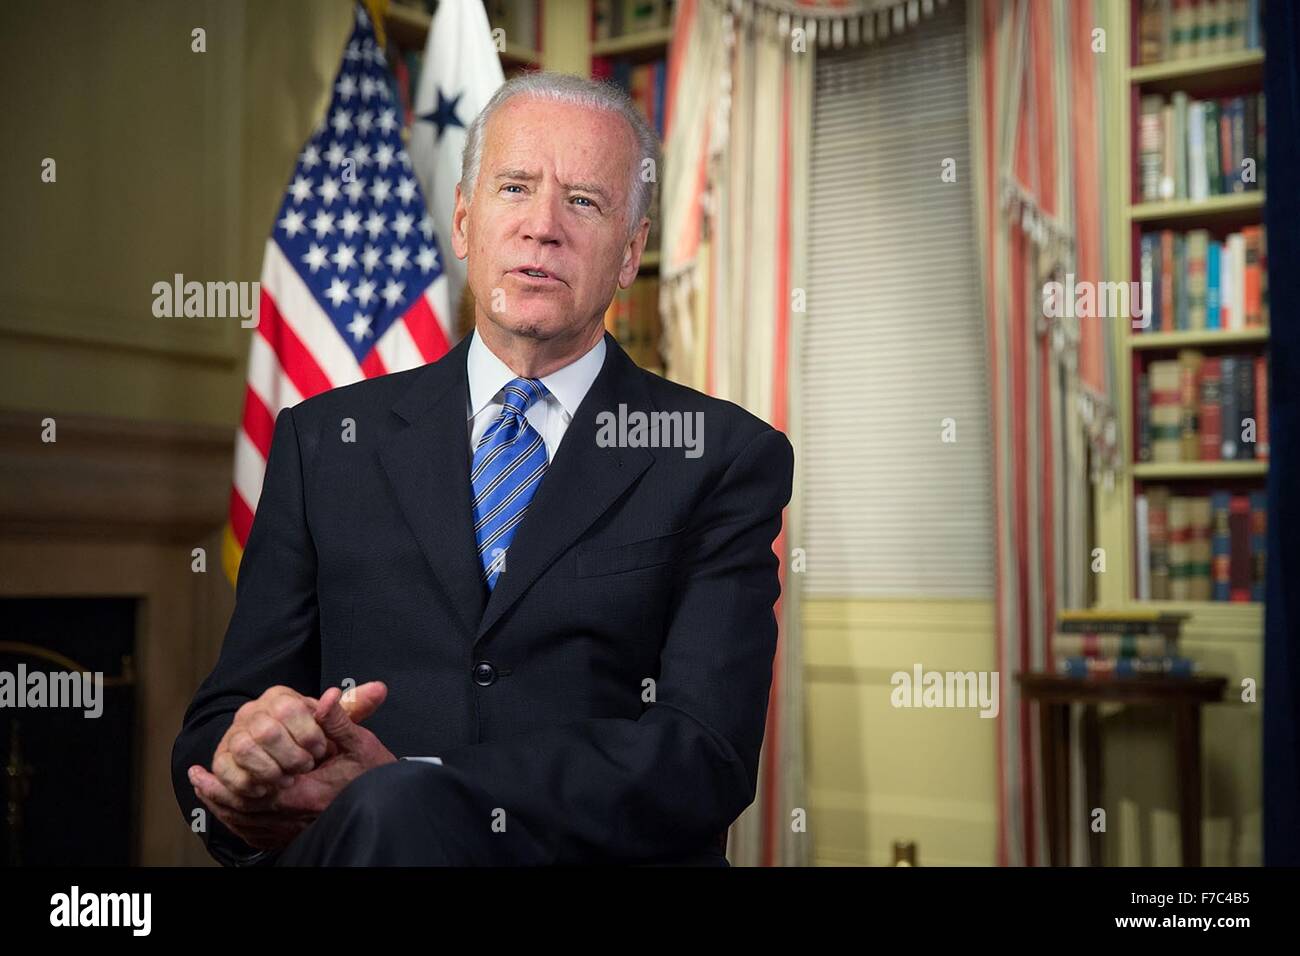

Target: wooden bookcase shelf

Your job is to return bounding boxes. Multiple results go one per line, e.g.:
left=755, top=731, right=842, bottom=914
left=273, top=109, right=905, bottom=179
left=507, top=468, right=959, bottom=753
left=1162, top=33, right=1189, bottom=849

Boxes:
left=1128, top=49, right=1264, bottom=94
left=1128, top=191, right=1264, bottom=226
left=1130, top=327, right=1269, bottom=350
left=591, top=26, right=673, bottom=59
left=1133, top=461, right=1268, bottom=480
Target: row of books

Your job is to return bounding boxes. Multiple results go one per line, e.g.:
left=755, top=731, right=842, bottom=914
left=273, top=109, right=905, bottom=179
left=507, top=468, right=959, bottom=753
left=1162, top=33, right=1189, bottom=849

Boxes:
left=593, top=0, right=676, bottom=40
left=1136, top=226, right=1268, bottom=332
left=1055, top=610, right=1195, bottom=679
left=1137, top=0, right=1263, bottom=64
left=604, top=276, right=662, bottom=372
left=1137, top=93, right=1265, bottom=203
left=1135, top=487, right=1266, bottom=602
left=1138, top=351, right=1269, bottom=463
left=593, top=57, right=668, bottom=140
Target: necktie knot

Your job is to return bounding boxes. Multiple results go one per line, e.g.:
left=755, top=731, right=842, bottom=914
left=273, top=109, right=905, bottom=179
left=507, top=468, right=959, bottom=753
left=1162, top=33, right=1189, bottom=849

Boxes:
left=500, top=377, right=548, bottom=418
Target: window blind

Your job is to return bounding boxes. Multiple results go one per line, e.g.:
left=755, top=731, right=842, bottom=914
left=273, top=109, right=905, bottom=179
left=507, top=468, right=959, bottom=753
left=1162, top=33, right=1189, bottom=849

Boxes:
left=802, top=0, right=992, bottom=598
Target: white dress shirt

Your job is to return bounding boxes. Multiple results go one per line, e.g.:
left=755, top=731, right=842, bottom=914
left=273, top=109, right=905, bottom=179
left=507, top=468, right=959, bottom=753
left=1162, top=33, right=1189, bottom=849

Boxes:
left=402, top=329, right=607, bottom=770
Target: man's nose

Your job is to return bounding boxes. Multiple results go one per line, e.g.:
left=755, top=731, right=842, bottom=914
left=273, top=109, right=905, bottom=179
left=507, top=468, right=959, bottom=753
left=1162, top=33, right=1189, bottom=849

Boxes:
left=520, top=191, right=563, bottom=245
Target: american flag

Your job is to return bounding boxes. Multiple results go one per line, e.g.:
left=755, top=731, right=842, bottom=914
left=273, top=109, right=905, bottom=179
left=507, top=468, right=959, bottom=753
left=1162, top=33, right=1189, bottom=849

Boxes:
left=224, top=3, right=453, bottom=581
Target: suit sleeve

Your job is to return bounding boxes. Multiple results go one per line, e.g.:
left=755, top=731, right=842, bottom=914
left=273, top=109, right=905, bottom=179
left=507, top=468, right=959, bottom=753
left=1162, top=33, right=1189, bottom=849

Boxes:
left=170, top=406, right=320, bottom=866
left=435, top=426, right=794, bottom=863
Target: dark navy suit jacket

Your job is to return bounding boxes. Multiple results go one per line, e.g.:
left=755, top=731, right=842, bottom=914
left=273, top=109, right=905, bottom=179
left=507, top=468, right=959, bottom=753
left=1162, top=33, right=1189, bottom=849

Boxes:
left=172, top=331, right=793, bottom=865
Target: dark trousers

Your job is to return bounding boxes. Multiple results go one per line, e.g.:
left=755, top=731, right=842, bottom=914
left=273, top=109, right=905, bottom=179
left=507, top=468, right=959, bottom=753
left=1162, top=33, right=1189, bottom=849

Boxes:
left=273, top=760, right=729, bottom=867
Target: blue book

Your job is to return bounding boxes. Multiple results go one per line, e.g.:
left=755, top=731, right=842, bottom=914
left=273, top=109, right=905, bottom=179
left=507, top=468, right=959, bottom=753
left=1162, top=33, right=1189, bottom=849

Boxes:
left=1250, top=490, right=1266, bottom=602
left=1246, top=0, right=1261, bottom=49
left=1211, top=491, right=1232, bottom=602
left=1206, top=241, right=1222, bottom=329
left=1174, top=233, right=1188, bottom=330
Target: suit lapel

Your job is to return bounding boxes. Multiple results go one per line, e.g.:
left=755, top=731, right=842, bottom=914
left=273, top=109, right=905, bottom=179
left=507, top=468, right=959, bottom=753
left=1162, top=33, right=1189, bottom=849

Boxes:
left=378, top=333, right=487, bottom=642
left=476, top=333, right=653, bottom=641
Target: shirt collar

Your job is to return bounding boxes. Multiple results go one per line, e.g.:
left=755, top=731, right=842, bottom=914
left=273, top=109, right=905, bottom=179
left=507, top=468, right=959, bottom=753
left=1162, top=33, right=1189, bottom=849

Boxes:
left=466, top=329, right=607, bottom=421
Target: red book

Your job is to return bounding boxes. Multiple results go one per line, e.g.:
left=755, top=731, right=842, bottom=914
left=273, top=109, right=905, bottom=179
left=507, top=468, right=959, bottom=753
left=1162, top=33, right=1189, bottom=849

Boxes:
left=1256, top=355, right=1269, bottom=460
left=1243, top=225, right=1263, bottom=326
left=1199, top=357, right=1223, bottom=460
left=1229, top=495, right=1252, bottom=602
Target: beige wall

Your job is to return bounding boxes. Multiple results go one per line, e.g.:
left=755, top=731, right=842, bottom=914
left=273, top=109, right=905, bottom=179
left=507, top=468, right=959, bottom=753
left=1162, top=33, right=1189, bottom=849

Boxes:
left=0, top=0, right=355, bottom=426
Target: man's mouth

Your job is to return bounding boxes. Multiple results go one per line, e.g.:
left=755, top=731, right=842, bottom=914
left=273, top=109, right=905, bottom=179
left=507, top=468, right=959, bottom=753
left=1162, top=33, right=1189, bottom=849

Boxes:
left=512, top=266, right=564, bottom=286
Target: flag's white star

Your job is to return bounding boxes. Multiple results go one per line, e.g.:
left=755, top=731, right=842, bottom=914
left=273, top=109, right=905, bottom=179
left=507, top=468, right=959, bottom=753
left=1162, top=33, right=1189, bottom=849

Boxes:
left=396, top=178, right=418, bottom=206
left=354, top=278, right=377, bottom=307
left=345, top=40, right=361, bottom=62
left=361, top=245, right=383, bottom=273
left=279, top=209, right=306, bottom=238
left=391, top=212, right=414, bottom=240
left=350, top=143, right=372, bottom=169
left=300, top=144, right=320, bottom=170
left=346, top=312, right=373, bottom=342
left=330, top=108, right=353, bottom=136
left=380, top=278, right=406, bottom=307
left=370, top=178, right=392, bottom=204
left=288, top=175, right=314, bottom=204
left=331, top=243, right=357, bottom=272
left=360, top=76, right=378, bottom=101
left=308, top=209, right=336, bottom=239
left=356, top=111, right=374, bottom=136
left=324, top=142, right=346, bottom=169
left=339, top=209, right=362, bottom=238
left=416, top=245, right=438, bottom=274
left=302, top=243, right=329, bottom=273
left=317, top=176, right=341, bottom=206
left=418, top=214, right=434, bottom=240
left=336, top=74, right=357, bottom=102
left=386, top=244, right=411, bottom=273
left=374, top=143, right=395, bottom=171
left=377, top=109, right=398, bottom=134
left=343, top=178, right=366, bottom=204
left=363, top=212, right=386, bottom=240
left=324, top=277, right=352, bottom=307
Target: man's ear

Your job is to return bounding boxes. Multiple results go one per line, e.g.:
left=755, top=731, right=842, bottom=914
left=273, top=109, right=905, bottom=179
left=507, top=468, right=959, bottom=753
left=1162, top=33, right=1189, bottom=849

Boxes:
left=617, top=217, right=651, bottom=289
left=450, top=183, right=470, bottom=260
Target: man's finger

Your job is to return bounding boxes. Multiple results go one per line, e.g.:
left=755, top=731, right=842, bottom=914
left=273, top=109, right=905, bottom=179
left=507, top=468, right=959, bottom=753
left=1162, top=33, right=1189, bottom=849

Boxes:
left=212, top=748, right=270, bottom=800
left=339, top=680, right=388, bottom=723
left=226, top=728, right=293, bottom=786
left=190, top=764, right=275, bottom=813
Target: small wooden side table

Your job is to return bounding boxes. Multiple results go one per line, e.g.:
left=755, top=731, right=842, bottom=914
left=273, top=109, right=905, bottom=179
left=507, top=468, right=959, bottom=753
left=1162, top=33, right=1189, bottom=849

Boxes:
left=1015, top=673, right=1227, bottom=867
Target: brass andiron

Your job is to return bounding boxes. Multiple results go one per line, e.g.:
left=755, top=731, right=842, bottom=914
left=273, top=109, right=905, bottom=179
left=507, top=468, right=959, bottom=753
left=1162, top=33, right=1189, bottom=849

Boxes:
left=892, top=840, right=917, bottom=866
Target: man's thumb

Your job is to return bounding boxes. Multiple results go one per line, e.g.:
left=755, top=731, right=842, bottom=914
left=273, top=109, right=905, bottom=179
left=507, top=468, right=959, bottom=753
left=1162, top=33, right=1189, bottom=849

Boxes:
left=340, top=680, right=388, bottom=723
left=314, top=687, right=356, bottom=746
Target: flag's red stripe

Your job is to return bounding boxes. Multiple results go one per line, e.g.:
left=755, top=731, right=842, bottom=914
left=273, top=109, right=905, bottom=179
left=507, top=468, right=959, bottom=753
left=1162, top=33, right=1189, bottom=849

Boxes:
left=258, top=289, right=334, bottom=400
left=361, top=348, right=387, bottom=378
left=230, top=487, right=255, bottom=548
left=241, top=385, right=276, bottom=460
left=404, top=294, right=451, bottom=363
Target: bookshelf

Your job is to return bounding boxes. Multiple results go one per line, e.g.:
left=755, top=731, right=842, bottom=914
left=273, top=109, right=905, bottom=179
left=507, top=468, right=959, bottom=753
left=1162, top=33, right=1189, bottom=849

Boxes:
left=1107, top=0, right=1268, bottom=615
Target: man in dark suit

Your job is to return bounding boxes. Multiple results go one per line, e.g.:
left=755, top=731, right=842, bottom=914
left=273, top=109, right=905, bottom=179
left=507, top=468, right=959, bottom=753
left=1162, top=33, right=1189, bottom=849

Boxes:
left=173, top=72, right=793, bottom=866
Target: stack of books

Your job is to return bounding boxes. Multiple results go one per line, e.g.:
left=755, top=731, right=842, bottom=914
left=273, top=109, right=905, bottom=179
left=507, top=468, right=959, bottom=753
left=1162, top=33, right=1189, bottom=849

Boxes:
left=1135, top=487, right=1266, bottom=601
left=603, top=275, right=662, bottom=372
left=1055, top=610, right=1194, bottom=678
left=1137, top=350, right=1268, bottom=463
left=592, top=0, right=675, bottom=39
left=1137, top=0, right=1263, bottom=64
left=1137, top=92, right=1266, bottom=203
left=1136, top=225, right=1268, bottom=332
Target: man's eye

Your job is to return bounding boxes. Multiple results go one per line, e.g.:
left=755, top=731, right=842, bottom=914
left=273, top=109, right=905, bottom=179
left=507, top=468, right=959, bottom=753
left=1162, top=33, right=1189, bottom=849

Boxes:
left=571, top=196, right=596, bottom=208
left=502, top=184, right=524, bottom=194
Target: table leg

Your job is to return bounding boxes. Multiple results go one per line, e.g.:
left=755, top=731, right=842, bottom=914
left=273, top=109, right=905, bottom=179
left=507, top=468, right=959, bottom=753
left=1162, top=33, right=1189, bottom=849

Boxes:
left=1082, top=704, right=1103, bottom=866
left=1039, top=702, right=1071, bottom=866
left=1174, top=703, right=1203, bottom=867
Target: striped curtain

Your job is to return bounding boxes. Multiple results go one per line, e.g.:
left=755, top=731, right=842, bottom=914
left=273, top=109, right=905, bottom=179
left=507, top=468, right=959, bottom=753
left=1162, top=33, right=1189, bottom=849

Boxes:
left=660, top=0, right=951, bottom=867
left=967, top=0, right=1120, bottom=866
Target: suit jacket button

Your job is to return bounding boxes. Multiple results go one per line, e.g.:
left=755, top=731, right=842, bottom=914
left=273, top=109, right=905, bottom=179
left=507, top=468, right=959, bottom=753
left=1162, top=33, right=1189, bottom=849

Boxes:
left=473, top=661, right=497, bottom=686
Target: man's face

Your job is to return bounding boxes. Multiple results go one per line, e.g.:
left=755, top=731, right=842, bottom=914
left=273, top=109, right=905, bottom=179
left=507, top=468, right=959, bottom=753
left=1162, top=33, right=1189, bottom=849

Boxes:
left=450, top=96, right=649, bottom=349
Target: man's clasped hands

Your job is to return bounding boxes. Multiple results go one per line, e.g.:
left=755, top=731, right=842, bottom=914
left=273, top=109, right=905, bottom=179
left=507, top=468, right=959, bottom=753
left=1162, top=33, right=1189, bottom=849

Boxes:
left=187, top=681, right=395, bottom=851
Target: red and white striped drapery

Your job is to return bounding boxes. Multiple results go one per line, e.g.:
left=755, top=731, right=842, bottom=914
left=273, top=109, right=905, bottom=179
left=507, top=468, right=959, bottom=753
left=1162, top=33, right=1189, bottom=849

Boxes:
left=659, top=0, right=952, bottom=868
left=968, top=0, right=1120, bottom=867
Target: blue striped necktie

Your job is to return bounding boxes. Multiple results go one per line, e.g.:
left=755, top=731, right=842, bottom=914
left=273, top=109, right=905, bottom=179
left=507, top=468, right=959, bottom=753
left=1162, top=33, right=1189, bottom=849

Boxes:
left=471, top=377, right=550, bottom=589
